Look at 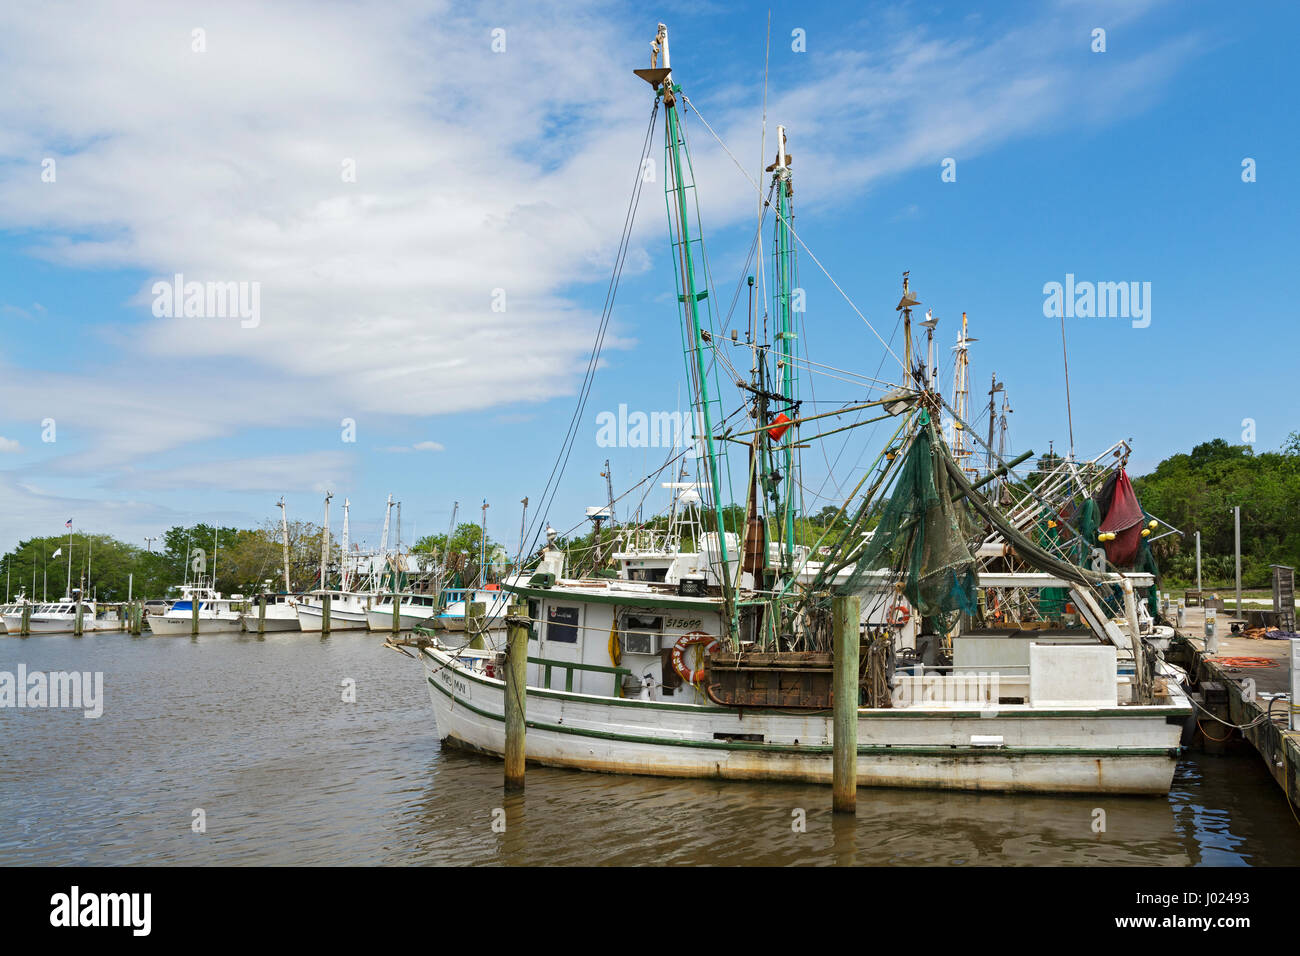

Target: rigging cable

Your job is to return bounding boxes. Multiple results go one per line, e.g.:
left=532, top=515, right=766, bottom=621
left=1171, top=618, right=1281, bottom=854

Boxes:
left=509, top=100, right=661, bottom=597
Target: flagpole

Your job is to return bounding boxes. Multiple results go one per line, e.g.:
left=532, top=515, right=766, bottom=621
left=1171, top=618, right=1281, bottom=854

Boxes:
left=66, top=523, right=73, bottom=600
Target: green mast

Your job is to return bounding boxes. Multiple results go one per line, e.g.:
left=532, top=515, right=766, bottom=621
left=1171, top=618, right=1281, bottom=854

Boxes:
left=635, top=23, right=739, bottom=642
left=770, top=125, right=798, bottom=570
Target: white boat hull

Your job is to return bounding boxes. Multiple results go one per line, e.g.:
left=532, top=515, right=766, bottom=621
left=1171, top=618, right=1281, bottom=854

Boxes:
left=297, top=604, right=369, bottom=631
left=1, top=613, right=115, bottom=634
left=419, top=645, right=1190, bottom=795
left=147, top=614, right=244, bottom=635
left=239, top=612, right=302, bottom=633
left=366, top=609, right=436, bottom=631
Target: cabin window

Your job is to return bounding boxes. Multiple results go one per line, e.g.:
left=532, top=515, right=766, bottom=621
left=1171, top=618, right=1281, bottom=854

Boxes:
left=621, top=612, right=662, bottom=637
left=527, top=599, right=540, bottom=639
left=546, top=605, right=580, bottom=643
left=629, top=568, right=668, bottom=583
left=620, top=612, right=663, bottom=655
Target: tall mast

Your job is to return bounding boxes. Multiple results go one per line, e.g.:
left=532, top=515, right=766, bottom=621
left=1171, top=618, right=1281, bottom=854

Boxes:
left=920, top=308, right=939, bottom=391
left=65, top=521, right=73, bottom=599
left=320, top=491, right=333, bottom=589
left=951, top=311, right=976, bottom=472
left=379, top=494, right=393, bottom=556
left=896, top=272, right=919, bottom=385
left=341, top=498, right=351, bottom=590
left=601, top=460, right=617, bottom=528
left=278, top=497, right=291, bottom=592
left=637, top=22, right=738, bottom=640
left=770, top=124, right=797, bottom=568
left=479, top=499, right=489, bottom=587
left=985, top=373, right=1003, bottom=475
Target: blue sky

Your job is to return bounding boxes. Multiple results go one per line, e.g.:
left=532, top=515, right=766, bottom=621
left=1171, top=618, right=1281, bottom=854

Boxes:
left=1, top=0, right=1297, bottom=555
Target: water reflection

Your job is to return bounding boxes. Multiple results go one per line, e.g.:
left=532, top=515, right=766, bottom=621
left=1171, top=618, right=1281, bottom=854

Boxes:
left=1, top=631, right=1297, bottom=866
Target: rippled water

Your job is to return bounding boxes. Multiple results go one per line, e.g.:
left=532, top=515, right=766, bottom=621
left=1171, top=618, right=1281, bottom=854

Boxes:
left=2, top=631, right=1298, bottom=866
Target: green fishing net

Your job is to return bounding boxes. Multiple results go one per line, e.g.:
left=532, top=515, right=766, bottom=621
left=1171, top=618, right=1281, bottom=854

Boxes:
left=840, top=416, right=979, bottom=619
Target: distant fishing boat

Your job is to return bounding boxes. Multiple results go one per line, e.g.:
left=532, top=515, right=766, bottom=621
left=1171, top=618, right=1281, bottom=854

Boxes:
left=406, top=24, right=1191, bottom=795
left=294, top=494, right=380, bottom=631
left=297, top=589, right=370, bottom=631
left=147, top=585, right=244, bottom=635
left=239, top=593, right=302, bottom=633
left=1, top=595, right=114, bottom=634
left=0, top=594, right=33, bottom=634
left=369, top=586, right=512, bottom=634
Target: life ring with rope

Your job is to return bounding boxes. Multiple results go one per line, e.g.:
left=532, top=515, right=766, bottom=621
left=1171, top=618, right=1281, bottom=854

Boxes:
left=889, top=603, right=911, bottom=627
left=671, top=631, right=720, bottom=685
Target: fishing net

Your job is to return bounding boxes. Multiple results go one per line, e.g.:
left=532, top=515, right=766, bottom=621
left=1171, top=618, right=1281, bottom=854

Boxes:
left=839, top=416, right=979, bottom=621
left=1034, top=510, right=1068, bottom=617
left=1097, top=469, right=1144, bottom=567
left=934, top=430, right=1112, bottom=591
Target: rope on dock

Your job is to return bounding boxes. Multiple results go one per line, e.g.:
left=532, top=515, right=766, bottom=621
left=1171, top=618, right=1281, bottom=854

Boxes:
left=1203, top=656, right=1278, bottom=668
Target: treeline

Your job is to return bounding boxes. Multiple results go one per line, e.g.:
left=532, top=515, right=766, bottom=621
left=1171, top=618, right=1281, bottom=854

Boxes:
left=1134, top=434, right=1300, bottom=588
left=2, top=520, right=334, bottom=601
left=0, top=519, right=511, bottom=603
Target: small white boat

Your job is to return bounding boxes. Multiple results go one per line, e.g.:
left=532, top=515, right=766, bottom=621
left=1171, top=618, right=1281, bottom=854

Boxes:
left=147, top=585, right=244, bottom=635
left=0, top=595, right=34, bottom=634
left=239, top=593, right=303, bottom=633
left=1, top=597, right=114, bottom=634
left=296, top=590, right=372, bottom=631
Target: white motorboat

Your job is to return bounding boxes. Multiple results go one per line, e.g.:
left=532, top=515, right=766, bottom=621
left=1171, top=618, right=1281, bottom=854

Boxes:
left=1, top=596, right=115, bottom=634
left=147, top=585, right=245, bottom=635
left=240, top=593, right=303, bottom=633
left=296, top=590, right=371, bottom=631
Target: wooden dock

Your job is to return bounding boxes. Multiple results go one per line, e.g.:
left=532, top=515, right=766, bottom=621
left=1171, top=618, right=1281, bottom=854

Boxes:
left=1170, top=605, right=1299, bottom=818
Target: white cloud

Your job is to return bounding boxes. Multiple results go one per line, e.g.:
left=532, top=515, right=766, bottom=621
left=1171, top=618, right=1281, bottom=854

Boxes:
left=0, top=0, right=1198, bottom=549
left=0, top=437, right=22, bottom=453
left=118, top=451, right=353, bottom=493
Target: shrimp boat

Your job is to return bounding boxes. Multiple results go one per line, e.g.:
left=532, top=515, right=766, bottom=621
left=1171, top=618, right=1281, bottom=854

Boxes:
left=406, top=24, right=1191, bottom=794
left=297, top=589, right=371, bottom=631
left=370, top=586, right=514, bottom=634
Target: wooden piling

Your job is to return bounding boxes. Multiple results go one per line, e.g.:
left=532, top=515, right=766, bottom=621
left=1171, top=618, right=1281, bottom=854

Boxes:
left=832, top=592, right=860, bottom=814
left=74, top=598, right=84, bottom=637
left=191, top=593, right=199, bottom=637
left=467, top=601, right=486, bottom=649
left=391, top=593, right=401, bottom=634
left=504, top=601, right=529, bottom=792
left=321, top=593, right=332, bottom=636
left=20, top=602, right=30, bottom=636
left=258, top=594, right=266, bottom=635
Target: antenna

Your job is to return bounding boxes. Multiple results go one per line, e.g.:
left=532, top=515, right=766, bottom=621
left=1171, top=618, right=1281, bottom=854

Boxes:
left=1059, top=312, right=1076, bottom=460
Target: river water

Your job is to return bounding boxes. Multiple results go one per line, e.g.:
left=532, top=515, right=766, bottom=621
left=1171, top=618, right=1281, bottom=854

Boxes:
left=2, top=630, right=1298, bottom=866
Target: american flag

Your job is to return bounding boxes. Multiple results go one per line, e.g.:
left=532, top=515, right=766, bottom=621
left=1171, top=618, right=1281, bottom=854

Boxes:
left=65, top=519, right=72, bottom=528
